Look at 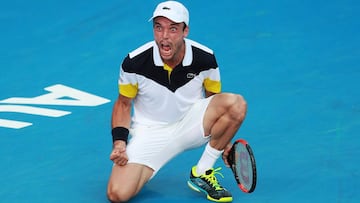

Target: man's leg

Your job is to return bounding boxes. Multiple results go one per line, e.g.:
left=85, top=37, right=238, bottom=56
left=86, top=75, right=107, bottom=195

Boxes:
left=204, top=93, right=247, bottom=150
left=187, top=93, right=247, bottom=202
left=107, top=163, right=154, bottom=203
left=196, top=93, right=247, bottom=173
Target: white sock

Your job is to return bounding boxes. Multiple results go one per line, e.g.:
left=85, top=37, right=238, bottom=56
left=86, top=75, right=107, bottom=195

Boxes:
left=196, top=142, right=224, bottom=175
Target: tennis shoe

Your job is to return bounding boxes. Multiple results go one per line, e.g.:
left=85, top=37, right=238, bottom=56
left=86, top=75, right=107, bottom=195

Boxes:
left=187, top=166, right=232, bottom=202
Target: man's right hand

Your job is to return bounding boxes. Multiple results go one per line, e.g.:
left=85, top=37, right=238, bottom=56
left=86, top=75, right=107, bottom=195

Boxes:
left=110, top=140, right=128, bottom=166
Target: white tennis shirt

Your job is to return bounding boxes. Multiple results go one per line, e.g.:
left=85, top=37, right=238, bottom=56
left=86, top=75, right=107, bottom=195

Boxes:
left=118, top=38, right=221, bottom=126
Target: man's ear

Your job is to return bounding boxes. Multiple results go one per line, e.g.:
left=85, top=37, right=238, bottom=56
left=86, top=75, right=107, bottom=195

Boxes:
left=183, top=25, right=189, bottom=38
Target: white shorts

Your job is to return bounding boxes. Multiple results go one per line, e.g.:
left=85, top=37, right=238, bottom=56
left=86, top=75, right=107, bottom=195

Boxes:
left=126, top=96, right=213, bottom=176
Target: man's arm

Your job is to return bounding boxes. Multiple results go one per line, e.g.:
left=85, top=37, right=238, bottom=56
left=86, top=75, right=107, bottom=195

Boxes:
left=111, top=94, right=132, bottom=129
left=110, top=94, right=132, bottom=166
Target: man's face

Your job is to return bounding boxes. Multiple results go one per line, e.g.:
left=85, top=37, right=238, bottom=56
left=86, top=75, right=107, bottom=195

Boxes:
left=153, top=16, right=189, bottom=63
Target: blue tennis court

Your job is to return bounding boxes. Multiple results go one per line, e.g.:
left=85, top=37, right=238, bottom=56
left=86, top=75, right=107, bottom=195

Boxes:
left=1, top=0, right=359, bottom=202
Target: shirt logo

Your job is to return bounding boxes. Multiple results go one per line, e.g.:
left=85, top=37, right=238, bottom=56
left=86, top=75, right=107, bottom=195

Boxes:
left=187, top=73, right=196, bottom=79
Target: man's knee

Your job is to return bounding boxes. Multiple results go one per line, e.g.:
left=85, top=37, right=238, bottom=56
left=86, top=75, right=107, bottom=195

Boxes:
left=107, top=184, right=133, bottom=203
left=227, top=94, right=247, bottom=122
left=107, top=163, right=153, bottom=202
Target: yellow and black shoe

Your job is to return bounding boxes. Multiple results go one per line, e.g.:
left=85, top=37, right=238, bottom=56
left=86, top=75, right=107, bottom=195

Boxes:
left=187, top=166, right=233, bottom=202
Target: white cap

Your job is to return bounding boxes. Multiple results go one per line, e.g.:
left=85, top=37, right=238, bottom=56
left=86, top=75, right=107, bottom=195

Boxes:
left=149, top=1, right=189, bottom=26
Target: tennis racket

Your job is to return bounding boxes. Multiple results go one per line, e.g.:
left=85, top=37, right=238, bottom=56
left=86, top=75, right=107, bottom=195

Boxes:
left=227, top=139, right=257, bottom=193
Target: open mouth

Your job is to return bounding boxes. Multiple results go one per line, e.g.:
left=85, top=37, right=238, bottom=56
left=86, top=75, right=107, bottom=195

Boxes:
left=160, top=43, right=172, bottom=57
left=162, top=44, right=171, bottom=51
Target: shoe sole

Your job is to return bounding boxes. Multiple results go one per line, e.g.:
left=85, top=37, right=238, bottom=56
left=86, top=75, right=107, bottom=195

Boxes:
left=187, top=181, right=233, bottom=203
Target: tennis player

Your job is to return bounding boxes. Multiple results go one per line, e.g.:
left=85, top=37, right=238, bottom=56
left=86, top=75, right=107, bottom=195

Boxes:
left=107, top=1, right=247, bottom=202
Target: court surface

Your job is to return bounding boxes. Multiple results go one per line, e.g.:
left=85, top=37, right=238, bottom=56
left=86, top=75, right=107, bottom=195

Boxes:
left=1, top=0, right=359, bottom=202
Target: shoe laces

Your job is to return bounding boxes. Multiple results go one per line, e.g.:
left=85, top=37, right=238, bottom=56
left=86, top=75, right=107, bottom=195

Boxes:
left=202, top=167, right=225, bottom=191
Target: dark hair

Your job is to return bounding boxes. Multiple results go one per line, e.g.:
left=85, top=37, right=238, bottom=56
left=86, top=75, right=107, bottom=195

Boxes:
left=182, top=22, right=187, bottom=31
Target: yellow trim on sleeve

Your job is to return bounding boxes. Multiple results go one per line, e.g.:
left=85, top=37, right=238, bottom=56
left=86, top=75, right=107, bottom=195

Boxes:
left=204, top=78, right=221, bottom=93
left=119, top=83, right=138, bottom=98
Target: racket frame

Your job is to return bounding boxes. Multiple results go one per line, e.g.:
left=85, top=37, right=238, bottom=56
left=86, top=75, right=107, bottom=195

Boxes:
left=227, top=139, right=257, bottom=193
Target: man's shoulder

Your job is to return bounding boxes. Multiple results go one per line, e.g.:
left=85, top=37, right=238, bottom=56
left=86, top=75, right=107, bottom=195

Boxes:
left=185, top=39, right=217, bottom=68
left=122, top=41, right=155, bottom=73
left=128, top=41, right=155, bottom=59
left=186, top=38, right=214, bottom=55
